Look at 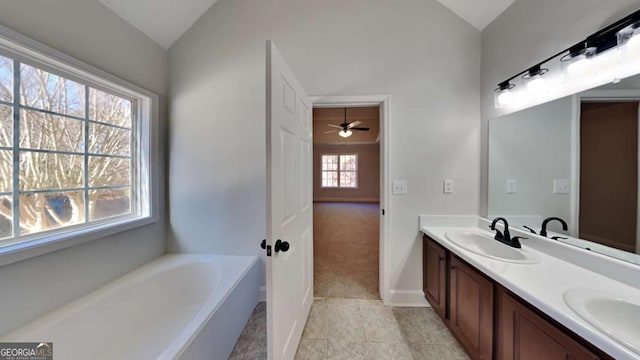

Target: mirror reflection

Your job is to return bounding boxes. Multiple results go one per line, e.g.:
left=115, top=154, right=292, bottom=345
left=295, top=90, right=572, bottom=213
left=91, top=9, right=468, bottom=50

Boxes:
left=489, top=74, right=640, bottom=266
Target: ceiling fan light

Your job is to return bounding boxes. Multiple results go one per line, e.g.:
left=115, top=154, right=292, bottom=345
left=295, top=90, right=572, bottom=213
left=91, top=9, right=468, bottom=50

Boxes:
left=339, top=129, right=352, bottom=138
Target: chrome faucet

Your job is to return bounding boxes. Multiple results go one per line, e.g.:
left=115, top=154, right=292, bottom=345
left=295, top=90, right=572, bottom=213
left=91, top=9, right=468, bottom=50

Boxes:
left=489, top=217, right=526, bottom=249
left=540, top=217, right=568, bottom=237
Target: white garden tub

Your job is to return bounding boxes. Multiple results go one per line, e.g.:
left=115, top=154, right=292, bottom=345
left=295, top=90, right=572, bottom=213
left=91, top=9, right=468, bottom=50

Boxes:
left=1, top=254, right=261, bottom=360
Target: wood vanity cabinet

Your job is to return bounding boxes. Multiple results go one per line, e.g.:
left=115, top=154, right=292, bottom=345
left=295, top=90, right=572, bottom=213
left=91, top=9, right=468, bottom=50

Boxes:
left=423, top=235, right=447, bottom=320
left=422, top=234, right=611, bottom=360
left=496, top=288, right=600, bottom=360
left=449, top=255, right=494, bottom=360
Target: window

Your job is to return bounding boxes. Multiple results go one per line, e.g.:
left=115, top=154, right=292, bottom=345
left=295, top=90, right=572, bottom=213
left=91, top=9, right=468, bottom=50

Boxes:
left=0, top=38, right=156, bottom=253
left=321, top=154, right=358, bottom=188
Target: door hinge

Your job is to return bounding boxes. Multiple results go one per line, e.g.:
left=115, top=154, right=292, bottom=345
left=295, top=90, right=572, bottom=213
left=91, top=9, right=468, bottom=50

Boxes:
left=266, top=245, right=272, bottom=257
left=382, top=209, right=385, bottom=216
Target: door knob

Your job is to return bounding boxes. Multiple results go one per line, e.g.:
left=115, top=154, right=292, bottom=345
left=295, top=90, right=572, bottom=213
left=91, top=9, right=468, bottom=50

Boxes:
left=274, top=239, right=290, bottom=253
left=260, top=239, right=266, bottom=249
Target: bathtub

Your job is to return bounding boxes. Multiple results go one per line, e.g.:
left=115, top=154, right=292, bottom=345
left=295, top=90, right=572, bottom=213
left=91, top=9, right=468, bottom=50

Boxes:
left=1, top=254, right=261, bottom=360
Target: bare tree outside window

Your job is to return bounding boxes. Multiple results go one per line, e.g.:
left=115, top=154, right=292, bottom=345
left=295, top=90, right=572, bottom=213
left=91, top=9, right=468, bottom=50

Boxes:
left=0, top=55, right=133, bottom=240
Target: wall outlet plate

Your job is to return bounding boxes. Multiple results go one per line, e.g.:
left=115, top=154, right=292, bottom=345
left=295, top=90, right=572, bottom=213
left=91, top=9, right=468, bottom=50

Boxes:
left=553, top=179, right=570, bottom=194
left=392, top=180, right=407, bottom=195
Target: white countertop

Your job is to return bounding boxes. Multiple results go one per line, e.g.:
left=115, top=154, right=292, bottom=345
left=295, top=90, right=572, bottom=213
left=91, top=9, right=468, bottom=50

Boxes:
left=419, top=216, right=640, bottom=360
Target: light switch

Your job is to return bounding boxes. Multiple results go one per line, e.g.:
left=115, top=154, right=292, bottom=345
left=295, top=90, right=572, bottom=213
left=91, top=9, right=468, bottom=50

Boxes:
left=443, top=179, right=453, bottom=194
left=392, top=180, right=407, bottom=195
left=507, top=179, right=517, bottom=194
left=553, top=179, right=570, bottom=194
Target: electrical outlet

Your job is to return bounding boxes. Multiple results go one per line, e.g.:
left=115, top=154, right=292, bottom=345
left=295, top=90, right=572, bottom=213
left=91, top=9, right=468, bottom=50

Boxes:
left=392, top=180, right=407, bottom=195
left=507, top=179, right=517, bottom=194
left=443, top=179, right=453, bottom=194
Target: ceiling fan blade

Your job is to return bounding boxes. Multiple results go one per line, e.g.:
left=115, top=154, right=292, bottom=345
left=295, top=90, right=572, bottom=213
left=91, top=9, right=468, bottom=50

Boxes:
left=327, top=124, right=342, bottom=129
left=347, top=121, right=362, bottom=129
left=324, top=130, right=338, bottom=134
left=351, top=127, right=370, bottom=131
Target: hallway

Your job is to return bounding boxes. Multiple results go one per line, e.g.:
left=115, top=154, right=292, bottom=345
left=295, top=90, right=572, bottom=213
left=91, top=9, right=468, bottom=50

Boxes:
left=313, top=202, right=380, bottom=299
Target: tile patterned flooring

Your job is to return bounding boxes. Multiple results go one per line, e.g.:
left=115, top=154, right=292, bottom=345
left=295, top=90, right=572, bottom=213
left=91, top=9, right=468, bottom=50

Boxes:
left=230, top=202, right=467, bottom=359
left=229, top=302, right=267, bottom=360
left=229, top=299, right=469, bottom=360
left=314, top=202, right=380, bottom=299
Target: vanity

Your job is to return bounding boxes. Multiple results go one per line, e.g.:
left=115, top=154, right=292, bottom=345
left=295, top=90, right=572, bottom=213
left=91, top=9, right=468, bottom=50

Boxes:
left=420, top=217, right=640, bottom=360
left=420, top=216, right=640, bottom=360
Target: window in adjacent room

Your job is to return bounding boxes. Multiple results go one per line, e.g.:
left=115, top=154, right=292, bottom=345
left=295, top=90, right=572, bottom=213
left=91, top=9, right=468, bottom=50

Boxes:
left=321, top=154, right=358, bottom=188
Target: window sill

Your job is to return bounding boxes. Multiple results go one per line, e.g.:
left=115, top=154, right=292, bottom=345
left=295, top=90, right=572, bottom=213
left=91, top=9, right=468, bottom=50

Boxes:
left=0, top=216, right=158, bottom=268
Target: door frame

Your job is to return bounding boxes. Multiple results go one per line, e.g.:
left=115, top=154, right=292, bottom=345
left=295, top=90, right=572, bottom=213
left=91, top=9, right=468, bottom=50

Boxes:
left=309, top=94, right=391, bottom=303
left=573, top=89, right=640, bottom=251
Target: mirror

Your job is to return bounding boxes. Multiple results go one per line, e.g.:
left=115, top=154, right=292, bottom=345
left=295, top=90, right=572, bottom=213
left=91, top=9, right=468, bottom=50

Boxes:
left=488, top=74, right=640, bottom=266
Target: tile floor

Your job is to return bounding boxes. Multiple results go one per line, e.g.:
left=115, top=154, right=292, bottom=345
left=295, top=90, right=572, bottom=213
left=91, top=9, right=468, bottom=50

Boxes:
left=314, top=202, right=380, bottom=299
left=229, top=302, right=267, bottom=360
left=228, top=299, right=469, bottom=360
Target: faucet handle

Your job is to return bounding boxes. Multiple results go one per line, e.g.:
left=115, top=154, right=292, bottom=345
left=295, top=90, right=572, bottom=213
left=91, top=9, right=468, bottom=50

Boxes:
left=522, top=226, right=537, bottom=234
left=512, top=236, right=528, bottom=241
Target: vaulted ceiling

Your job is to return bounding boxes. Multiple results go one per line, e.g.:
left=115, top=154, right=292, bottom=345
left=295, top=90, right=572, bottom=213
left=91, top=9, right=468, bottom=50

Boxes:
left=100, top=0, right=515, bottom=50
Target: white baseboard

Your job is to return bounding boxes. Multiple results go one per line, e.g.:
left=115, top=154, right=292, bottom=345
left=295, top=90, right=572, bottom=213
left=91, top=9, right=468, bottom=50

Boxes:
left=387, top=289, right=429, bottom=307
left=259, top=286, right=267, bottom=302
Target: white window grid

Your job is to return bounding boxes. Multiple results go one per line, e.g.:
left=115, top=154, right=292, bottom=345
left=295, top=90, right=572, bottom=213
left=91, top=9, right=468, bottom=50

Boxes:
left=321, top=154, right=358, bottom=188
left=0, top=53, right=140, bottom=244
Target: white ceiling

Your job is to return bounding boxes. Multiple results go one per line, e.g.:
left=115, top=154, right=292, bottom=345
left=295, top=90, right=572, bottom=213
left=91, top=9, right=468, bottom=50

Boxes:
left=100, top=0, right=514, bottom=50
left=99, top=0, right=220, bottom=49
left=434, top=0, right=516, bottom=30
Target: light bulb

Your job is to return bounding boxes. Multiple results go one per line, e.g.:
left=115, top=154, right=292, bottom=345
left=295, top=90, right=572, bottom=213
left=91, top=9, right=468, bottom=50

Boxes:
left=626, top=31, right=640, bottom=52
left=338, top=129, right=352, bottom=138
left=566, top=57, right=591, bottom=77
left=526, top=75, right=546, bottom=93
left=497, top=90, right=513, bottom=107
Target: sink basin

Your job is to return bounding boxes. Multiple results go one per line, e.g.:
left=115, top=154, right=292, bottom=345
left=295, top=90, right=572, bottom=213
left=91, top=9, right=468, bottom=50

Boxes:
left=564, top=288, right=640, bottom=355
left=444, top=231, right=540, bottom=264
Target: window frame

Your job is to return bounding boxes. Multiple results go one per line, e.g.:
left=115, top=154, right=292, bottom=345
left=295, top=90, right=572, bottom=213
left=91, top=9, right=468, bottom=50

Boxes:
left=320, top=153, right=358, bottom=189
left=0, top=25, right=159, bottom=267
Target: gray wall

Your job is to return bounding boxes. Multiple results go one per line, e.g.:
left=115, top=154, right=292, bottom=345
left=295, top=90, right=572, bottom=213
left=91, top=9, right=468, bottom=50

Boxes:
left=168, top=0, right=481, bottom=298
left=0, top=0, right=168, bottom=336
left=480, top=0, right=640, bottom=216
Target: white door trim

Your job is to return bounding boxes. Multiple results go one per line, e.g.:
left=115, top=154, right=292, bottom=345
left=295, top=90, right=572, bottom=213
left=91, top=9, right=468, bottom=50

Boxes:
left=310, top=94, right=391, bottom=304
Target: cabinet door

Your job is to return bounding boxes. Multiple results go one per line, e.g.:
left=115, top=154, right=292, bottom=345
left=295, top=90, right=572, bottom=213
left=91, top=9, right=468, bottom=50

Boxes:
left=423, top=235, right=447, bottom=320
left=497, top=288, right=600, bottom=360
left=449, top=256, right=493, bottom=360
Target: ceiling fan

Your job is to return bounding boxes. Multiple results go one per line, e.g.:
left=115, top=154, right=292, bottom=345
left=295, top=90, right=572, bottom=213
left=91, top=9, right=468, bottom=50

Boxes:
left=324, top=108, right=370, bottom=138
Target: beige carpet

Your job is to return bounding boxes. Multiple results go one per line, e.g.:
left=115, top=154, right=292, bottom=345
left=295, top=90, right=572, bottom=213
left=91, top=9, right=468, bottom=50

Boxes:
left=313, top=202, right=380, bottom=299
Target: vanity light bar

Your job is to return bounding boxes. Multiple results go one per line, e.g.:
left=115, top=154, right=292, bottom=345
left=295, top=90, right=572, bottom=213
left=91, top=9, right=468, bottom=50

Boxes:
left=495, top=8, right=640, bottom=109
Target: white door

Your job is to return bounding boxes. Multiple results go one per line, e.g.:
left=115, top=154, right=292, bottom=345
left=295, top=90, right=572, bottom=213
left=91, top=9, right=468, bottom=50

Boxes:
left=266, top=40, right=314, bottom=360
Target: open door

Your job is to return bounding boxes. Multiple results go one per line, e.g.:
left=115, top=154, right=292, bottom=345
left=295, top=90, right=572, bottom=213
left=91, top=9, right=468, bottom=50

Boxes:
left=266, top=40, right=314, bottom=360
